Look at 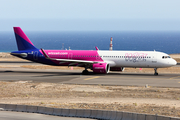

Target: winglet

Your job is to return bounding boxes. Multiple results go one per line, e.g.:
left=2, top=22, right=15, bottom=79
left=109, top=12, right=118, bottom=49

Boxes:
left=41, top=48, right=50, bottom=59
left=95, top=46, right=99, bottom=50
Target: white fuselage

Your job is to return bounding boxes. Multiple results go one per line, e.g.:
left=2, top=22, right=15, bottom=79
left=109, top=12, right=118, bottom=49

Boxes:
left=98, top=50, right=177, bottom=68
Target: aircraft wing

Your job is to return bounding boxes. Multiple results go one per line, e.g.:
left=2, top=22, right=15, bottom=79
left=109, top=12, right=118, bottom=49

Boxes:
left=41, top=48, right=99, bottom=64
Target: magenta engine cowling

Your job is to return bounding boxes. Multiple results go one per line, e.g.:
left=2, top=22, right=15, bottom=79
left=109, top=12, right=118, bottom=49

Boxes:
left=93, top=63, right=110, bottom=74
left=110, top=67, right=125, bottom=72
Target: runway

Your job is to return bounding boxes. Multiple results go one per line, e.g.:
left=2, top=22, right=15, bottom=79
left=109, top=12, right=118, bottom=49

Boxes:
left=0, top=67, right=180, bottom=88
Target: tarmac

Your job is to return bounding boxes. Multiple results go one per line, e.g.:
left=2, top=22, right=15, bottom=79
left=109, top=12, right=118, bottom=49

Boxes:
left=0, top=66, right=180, bottom=88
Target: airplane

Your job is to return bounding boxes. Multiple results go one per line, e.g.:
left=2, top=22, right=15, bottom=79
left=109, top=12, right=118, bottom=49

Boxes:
left=11, top=27, right=177, bottom=75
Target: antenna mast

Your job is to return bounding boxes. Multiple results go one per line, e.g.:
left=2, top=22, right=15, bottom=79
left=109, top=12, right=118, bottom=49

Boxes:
left=109, top=37, right=113, bottom=51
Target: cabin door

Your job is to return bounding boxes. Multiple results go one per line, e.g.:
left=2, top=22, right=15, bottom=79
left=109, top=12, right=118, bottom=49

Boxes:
left=68, top=53, right=73, bottom=59
left=152, top=53, right=157, bottom=63
left=96, top=54, right=100, bottom=60
left=33, top=51, right=38, bottom=60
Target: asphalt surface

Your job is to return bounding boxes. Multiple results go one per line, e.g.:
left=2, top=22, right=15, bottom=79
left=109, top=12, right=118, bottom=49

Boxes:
left=0, top=111, right=95, bottom=120
left=0, top=66, right=180, bottom=88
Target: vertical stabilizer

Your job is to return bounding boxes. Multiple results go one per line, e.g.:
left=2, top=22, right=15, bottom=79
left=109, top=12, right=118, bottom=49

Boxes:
left=13, top=27, right=38, bottom=51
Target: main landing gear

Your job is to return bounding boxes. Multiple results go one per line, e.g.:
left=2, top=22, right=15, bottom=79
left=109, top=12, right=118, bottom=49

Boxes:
left=154, top=68, right=158, bottom=75
left=82, top=70, right=89, bottom=75
left=82, top=66, right=89, bottom=75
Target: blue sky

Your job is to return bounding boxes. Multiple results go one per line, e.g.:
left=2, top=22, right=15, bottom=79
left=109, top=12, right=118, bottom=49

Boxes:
left=0, top=0, right=180, bottom=31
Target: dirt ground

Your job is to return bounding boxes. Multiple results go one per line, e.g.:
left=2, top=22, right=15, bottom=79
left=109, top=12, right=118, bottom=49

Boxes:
left=0, top=52, right=180, bottom=118
left=0, top=82, right=180, bottom=118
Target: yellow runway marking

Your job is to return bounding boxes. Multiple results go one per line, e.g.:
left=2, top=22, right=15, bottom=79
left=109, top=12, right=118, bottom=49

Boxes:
left=84, top=76, right=100, bottom=80
left=169, top=76, right=180, bottom=80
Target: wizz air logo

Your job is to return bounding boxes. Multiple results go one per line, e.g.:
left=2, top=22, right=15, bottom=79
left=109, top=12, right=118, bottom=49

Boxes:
left=125, top=52, right=148, bottom=63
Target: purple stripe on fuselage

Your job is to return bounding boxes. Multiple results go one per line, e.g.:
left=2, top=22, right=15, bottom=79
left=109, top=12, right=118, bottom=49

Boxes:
left=39, top=50, right=103, bottom=65
left=13, top=27, right=34, bottom=46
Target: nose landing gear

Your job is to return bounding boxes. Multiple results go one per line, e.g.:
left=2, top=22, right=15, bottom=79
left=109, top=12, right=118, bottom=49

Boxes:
left=154, top=68, right=158, bottom=75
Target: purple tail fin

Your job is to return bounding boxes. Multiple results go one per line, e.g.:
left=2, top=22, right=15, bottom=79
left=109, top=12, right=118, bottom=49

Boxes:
left=13, top=27, right=38, bottom=51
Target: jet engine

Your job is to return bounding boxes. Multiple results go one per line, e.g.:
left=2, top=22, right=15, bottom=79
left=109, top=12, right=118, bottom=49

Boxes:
left=110, top=67, right=124, bottom=72
left=93, top=63, right=110, bottom=74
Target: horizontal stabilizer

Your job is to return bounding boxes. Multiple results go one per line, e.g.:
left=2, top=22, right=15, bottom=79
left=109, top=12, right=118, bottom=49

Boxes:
left=10, top=53, right=27, bottom=58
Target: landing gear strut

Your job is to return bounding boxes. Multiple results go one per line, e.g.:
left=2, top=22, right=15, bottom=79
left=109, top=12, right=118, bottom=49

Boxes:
left=154, top=68, right=158, bottom=75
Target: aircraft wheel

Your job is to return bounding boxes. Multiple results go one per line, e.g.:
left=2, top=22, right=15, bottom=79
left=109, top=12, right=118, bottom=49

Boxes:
left=154, top=73, right=158, bottom=76
left=82, top=70, right=89, bottom=75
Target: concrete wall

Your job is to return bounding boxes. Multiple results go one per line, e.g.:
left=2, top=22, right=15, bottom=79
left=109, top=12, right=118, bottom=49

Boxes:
left=0, top=104, right=179, bottom=120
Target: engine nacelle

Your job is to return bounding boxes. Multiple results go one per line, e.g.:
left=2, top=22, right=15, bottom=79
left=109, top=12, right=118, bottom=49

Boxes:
left=93, top=63, right=110, bottom=74
left=110, top=67, right=125, bottom=72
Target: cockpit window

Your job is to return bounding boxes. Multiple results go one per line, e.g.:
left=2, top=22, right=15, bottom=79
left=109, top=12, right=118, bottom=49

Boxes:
left=162, top=56, right=171, bottom=59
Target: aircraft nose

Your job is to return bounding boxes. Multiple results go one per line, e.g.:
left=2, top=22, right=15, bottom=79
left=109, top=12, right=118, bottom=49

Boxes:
left=171, top=59, right=177, bottom=66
